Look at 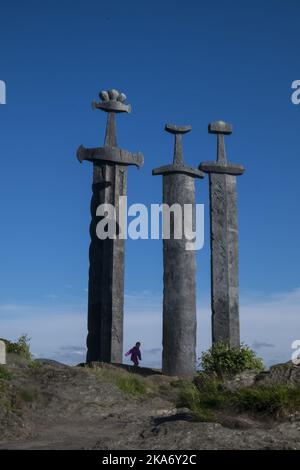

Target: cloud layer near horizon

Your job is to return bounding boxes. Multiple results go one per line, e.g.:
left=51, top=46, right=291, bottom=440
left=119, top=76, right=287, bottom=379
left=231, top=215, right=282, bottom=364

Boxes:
left=0, top=287, right=299, bottom=368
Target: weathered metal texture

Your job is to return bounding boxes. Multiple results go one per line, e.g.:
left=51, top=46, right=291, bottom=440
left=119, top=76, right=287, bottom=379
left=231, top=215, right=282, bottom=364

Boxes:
left=199, top=121, right=245, bottom=348
left=153, top=124, right=204, bottom=377
left=77, top=89, right=143, bottom=363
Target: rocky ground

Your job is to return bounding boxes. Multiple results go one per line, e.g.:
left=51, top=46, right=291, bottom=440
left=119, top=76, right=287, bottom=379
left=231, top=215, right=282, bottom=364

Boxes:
left=0, top=358, right=300, bottom=450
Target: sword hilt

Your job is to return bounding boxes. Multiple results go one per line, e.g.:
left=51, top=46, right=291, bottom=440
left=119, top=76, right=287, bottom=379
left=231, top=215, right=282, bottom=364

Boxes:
left=165, top=124, right=192, bottom=166
left=208, top=120, right=232, bottom=164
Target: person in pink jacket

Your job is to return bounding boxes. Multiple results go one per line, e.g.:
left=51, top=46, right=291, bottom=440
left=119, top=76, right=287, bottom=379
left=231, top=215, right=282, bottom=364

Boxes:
left=125, top=342, right=142, bottom=366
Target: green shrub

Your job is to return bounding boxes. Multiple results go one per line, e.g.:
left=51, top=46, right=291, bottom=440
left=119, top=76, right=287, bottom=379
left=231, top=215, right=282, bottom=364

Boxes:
left=0, top=335, right=32, bottom=360
left=200, top=342, right=264, bottom=378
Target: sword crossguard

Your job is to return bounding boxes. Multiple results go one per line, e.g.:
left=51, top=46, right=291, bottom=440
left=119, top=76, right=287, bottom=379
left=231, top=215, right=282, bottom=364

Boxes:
left=77, top=88, right=143, bottom=168
left=199, top=120, right=244, bottom=175
left=152, top=123, right=204, bottom=179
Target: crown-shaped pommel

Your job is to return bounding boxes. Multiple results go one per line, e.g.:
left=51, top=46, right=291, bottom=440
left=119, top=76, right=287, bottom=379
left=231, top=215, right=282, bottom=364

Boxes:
left=92, top=89, right=131, bottom=113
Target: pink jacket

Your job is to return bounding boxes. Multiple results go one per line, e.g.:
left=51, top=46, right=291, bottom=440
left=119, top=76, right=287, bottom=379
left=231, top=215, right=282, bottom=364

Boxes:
left=125, top=346, right=141, bottom=363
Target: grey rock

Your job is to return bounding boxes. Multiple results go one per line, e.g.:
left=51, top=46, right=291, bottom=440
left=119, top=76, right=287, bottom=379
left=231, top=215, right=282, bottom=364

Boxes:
left=221, top=370, right=259, bottom=392
left=34, top=358, right=68, bottom=368
left=6, top=352, right=28, bottom=367
left=255, top=361, right=300, bottom=387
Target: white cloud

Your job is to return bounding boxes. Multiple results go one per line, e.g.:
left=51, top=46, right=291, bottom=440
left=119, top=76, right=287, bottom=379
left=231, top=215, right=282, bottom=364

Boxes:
left=0, top=288, right=299, bottom=368
left=0, top=303, right=86, bottom=362
left=240, top=287, right=300, bottom=366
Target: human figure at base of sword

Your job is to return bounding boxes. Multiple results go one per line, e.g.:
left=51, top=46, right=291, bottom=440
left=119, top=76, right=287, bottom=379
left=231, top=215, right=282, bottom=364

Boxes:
left=125, top=342, right=142, bottom=366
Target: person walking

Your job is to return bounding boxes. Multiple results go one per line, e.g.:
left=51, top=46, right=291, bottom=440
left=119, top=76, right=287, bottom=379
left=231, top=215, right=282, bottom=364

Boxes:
left=125, top=342, right=142, bottom=366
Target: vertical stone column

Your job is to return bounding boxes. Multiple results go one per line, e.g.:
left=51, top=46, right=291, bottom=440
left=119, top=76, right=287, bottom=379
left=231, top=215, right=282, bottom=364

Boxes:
left=199, top=121, right=245, bottom=348
left=0, top=340, right=6, bottom=365
left=77, top=89, right=143, bottom=363
left=153, top=124, right=204, bottom=376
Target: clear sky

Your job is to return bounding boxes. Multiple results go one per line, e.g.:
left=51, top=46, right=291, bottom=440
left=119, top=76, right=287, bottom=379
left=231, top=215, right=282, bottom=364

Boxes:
left=0, top=0, right=299, bottom=367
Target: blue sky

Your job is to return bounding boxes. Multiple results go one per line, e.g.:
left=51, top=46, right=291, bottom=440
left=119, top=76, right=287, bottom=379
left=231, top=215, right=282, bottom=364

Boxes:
left=0, top=0, right=299, bottom=366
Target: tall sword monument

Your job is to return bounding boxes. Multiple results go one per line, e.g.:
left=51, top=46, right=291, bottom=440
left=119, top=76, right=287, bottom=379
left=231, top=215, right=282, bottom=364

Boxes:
left=77, top=89, right=143, bottom=363
left=199, top=121, right=244, bottom=348
left=153, top=124, right=204, bottom=376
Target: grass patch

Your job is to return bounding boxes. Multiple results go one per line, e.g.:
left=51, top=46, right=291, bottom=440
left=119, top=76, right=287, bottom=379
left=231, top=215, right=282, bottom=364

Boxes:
left=114, top=375, right=146, bottom=396
left=0, top=382, right=16, bottom=415
left=0, top=382, right=24, bottom=416
left=234, top=385, right=300, bottom=417
left=19, top=388, right=37, bottom=403
left=28, top=360, right=42, bottom=371
left=176, top=375, right=300, bottom=421
left=175, top=378, right=228, bottom=421
left=88, top=365, right=150, bottom=397
left=175, top=381, right=215, bottom=421
left=0, top=365, right=11, bottom=380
